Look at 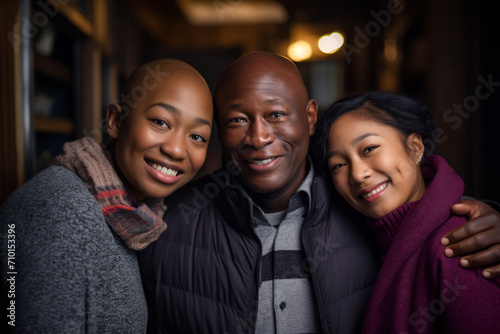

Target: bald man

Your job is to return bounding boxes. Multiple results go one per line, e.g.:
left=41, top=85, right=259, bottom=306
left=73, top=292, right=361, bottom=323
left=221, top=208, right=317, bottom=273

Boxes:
left=139, top=52, right=379, bottom=333
left=138, top=53, right=500, bottom=333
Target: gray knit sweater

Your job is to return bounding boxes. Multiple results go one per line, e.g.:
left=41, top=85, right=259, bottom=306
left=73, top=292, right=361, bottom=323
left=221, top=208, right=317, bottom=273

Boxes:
left=0, top=165, right=147, bottom=333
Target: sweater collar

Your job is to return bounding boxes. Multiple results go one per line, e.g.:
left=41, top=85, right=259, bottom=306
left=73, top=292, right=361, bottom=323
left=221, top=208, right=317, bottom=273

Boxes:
left=365, top=155, right=464, bottom=293
left=366, top=201, right=418, bottom=255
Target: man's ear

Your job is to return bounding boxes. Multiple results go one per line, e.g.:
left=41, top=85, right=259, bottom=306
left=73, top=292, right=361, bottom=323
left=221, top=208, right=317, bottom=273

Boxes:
left=406, top=133, right=425, bottom=163
left=107, top=103, right=124, bottom=139
left=306, top=99, right=318, bottom=136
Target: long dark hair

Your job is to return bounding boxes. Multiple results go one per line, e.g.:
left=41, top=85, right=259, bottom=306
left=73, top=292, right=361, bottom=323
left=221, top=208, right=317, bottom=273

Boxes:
left=311, top=91, right=436, bottom=175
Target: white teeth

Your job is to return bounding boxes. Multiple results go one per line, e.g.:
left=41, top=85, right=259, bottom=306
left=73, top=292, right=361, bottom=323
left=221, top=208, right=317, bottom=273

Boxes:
left=150, top=162, right=179, bottom=176
left=249, top=158, right=275, bottom=165
left=361, top=182, right=388, bottom=199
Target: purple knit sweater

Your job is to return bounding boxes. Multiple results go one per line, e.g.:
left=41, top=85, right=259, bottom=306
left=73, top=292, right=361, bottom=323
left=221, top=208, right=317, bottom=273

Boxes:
left=361, top=155, right=500, bottom=334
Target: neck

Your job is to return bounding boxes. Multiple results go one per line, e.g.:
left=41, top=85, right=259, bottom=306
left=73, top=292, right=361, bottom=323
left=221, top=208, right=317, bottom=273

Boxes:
left=246, top=166, right=308, bottom=213
left=247, top=189, right=294, bottom=213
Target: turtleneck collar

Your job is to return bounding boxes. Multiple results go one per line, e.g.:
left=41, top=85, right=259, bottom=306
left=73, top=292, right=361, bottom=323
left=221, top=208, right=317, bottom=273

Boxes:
left=366, top=201, right=419, bottom=256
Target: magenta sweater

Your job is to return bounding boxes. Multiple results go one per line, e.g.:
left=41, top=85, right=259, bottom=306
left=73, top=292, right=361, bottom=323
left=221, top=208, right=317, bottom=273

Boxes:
left=361, top=155, right=500, bottom=334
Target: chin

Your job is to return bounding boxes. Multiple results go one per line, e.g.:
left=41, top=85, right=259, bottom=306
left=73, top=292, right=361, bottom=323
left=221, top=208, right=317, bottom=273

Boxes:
left=246, top=183, right=281, bottom=194
left=140, top=187, right=174, bottom=200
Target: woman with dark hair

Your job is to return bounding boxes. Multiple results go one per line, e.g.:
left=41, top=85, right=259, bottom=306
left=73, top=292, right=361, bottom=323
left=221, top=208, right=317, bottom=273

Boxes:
left=312, top=91, right=500, bottom=333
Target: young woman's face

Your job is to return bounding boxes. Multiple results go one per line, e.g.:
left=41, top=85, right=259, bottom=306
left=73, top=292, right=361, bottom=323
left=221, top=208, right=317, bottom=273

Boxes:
left=109, top=72, right=213, bottom=202
left=326, top=112, right=426, bottom=219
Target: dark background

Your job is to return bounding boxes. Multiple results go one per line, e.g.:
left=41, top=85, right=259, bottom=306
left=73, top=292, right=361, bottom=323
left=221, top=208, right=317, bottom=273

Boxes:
left=1, top=0, right=499, bottom=203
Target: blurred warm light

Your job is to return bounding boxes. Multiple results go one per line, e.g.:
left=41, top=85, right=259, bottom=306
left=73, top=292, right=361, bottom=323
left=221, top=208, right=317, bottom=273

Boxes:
left=288, top=40, right=312, bottom=62
left=384, top=38, right=398, bottom=62
left=318, top=31, right=344, bottom=54
left=177, top=0, right=288, bottom=25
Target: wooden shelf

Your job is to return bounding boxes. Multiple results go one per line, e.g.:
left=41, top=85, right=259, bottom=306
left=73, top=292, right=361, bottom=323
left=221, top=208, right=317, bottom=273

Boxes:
left=34, top=53, right=72, bottom=83
left=58, top=1, right=93, bottom=37
left=35, top=115, right=75, bottom=135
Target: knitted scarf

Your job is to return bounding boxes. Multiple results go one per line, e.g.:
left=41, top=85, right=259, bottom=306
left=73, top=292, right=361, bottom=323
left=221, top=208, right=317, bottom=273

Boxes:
left=53, top=137, right=167, bottom=250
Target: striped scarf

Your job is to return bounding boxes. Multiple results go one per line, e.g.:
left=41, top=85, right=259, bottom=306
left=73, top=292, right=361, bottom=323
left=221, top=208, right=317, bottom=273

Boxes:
left=53, top=137, right=167, bottom=250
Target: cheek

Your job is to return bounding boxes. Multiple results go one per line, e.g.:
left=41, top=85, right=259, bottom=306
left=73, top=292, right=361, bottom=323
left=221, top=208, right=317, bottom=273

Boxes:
left=220, top=130, right=242, bottom=149
left=189, top=148, right=208, bottom=170
left=394, top=156, right=419, bottom=180
left=279, top=124, right=306, bottom=144
left=372, top=153, right=411, bottom=179
left=117, top=125, right=151, bottom=155
left=220, top=131, right=247, bottom=160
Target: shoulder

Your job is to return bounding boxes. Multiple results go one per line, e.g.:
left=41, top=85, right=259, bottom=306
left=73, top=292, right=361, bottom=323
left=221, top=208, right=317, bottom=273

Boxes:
left=1, top=165, right=105, bottom=249
left=2, top=165, right=100, bottom=220
left=165, top=169, right=236, bottom=217
left=426, top=215, right=467, bottom=254
left=422, top=215, right=480, bottom=280
left=3, top=165, right=93, bottom=206
left=165, top=172, right=219, bottom=206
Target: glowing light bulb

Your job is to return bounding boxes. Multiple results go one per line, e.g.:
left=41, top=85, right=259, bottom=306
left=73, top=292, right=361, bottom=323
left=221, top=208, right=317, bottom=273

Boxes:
left=318, top=31, right=344, bottom=54
left=287, top=40, right=312, bottom=62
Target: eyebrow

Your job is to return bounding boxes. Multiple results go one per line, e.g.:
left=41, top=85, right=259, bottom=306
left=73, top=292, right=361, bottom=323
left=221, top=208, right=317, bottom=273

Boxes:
left=148, top=102, right=212, bottom=127
left=326, top=133, right=379, bottom=159
left=351, top=133, right=379, bottom=145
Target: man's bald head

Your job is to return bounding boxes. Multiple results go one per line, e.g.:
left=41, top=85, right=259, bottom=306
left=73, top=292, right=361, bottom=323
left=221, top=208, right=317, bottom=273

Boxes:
left=213, top=52, right=318, bottom=211
left=214, top=52, right=309, bottom=116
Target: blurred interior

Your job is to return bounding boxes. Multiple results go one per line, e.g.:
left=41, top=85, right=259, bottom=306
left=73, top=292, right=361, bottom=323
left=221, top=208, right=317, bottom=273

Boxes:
left=1, top=0, right=499, bottom=204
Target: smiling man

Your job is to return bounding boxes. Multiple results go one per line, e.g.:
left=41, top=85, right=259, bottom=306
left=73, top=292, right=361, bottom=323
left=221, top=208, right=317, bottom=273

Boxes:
left=138, top=52, right=500, bottom=334
left=215, top=53, right=317, bottom=213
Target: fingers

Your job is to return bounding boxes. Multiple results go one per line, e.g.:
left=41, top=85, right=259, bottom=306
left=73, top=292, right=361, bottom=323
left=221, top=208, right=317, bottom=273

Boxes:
left=444, top=219, right=500, bottom=257
left=457, top=244, right=500, bottom=279
left=441, top=213, right=497, bottom=248
left=450, top=201, right=473, bottom=217
left=482, top=263, right=500, bottom=279
left=450, top=199, right=491, bottom=220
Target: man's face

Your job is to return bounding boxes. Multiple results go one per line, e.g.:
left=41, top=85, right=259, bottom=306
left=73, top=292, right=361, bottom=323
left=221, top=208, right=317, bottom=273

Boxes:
left=217, top=70, right=316, bottom=198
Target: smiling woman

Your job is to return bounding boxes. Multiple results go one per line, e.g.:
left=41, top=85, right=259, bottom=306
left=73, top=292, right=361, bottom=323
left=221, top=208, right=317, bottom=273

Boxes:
left=108, top=63, right=213, bottom=202
left=0, top=59, right=213, bottom=332
left=312, top=91, right=500, bottom=333
left=327, top=112, right=426, bottom=219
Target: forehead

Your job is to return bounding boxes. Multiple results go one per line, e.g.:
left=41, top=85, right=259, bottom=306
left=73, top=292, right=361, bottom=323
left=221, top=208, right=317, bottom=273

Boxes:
left=128, top=72, right=212, bottom=120
left=328, top=113, right=401, bottom=144
left=219, top=72, right=300, bottom=109
left=145, top=71, right=207, bottom=102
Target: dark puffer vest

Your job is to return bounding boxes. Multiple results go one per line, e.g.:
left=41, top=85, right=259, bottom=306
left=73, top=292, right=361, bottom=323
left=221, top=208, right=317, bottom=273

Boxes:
left=138, top=169, right=380, bottom=333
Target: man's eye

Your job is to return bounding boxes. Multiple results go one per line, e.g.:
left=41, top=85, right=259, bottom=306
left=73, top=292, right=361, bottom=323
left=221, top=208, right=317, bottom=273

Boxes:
left=271, top=112, right=284, bottom=118
left=229, top=117, right=246, bottom=123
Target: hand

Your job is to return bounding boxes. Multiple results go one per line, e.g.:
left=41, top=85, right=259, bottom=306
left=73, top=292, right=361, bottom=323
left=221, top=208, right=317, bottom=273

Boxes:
left=441, top=199, right=500, bottom=278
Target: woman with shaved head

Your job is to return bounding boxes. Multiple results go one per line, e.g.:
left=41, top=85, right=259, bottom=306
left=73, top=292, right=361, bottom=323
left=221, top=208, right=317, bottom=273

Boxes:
left=0, top=59, right=213, bottom=332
